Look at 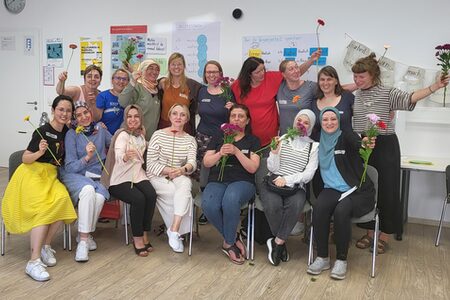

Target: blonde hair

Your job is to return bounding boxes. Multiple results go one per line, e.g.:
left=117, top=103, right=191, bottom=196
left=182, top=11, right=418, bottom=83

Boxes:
left=165, top=52, right=188, bottom=93
left=168, top=103, right=190, bottom=120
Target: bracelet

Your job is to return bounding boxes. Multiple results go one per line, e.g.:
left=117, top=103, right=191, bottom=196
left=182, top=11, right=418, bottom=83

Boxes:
left=428, top=86, right=435, bottom=94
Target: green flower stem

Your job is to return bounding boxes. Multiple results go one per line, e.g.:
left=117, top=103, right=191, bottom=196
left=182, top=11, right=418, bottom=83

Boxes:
left=81, top=133, right=109, bottom=175
left=26, top=120, right=61, bottom=166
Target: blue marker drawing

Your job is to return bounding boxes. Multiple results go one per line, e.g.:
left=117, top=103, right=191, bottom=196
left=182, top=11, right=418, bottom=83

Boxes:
left=197, top=34, right=207, bottom=78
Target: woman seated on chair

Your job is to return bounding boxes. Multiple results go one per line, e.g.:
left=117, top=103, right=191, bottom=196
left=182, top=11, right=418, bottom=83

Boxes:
left=307, top=107, right=375, bottom=280
left=1, top=95, right=77, bottom=282
left=202, top=104, right=260, bottom=265
left=146, top=104, right=197, bottom=253
left=60, top=100, right=111, bottom=262
left=106, top=104, right=157, bottom=257
left=260, top=109, right=319, bottom=266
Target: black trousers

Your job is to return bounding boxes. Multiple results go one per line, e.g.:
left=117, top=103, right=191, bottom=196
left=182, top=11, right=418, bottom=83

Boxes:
left=313, top=188, right=353, bottom=260
left=109, top=180, right=157, bottom=237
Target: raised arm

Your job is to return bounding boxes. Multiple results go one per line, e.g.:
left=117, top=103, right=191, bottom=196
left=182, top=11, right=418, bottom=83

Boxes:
left=411, top=74, right=450, bottom=104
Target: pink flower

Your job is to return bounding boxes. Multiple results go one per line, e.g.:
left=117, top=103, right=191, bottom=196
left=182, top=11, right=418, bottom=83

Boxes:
left=136, top=53, right=144, bottom=59
left=366, top=113, right=380, bottom=125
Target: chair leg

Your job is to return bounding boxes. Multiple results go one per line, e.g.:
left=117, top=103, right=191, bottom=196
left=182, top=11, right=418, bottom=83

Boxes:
left=246, top=202, right=255, bottom=261
left=124, top=203, right=130, bottom=245
left=435, top=196, right=448, bottom=247
left=63, top=223, right=67, bottom=250
left=1, top=220, right=6, bottom=256
left=251, top=202, right=255, bottom=261
left=308, top=209, right=314, bottom=266
left=67, top=224, right=72, bottom=251
left=189, top=198, right=194, bottom=256
left=371, top=212, right=380, bottom=278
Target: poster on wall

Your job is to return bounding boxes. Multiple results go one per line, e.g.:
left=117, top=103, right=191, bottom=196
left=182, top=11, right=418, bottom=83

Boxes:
left=80, top=37, right=103, bottom=75
left=110, top=25, right=147, bottom=71
left=46, top=38, right=63, bottom=67
left=172, top=21, right=220, bottom=81
left=343, top=40, right=371, bottom=71
left=242, top=33, right=318, bottom=81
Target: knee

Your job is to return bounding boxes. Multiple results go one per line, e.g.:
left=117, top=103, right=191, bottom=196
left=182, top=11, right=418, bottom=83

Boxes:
left=333, top=205, right=351, bottom=222
left=79, top=185, right=96, bottom=201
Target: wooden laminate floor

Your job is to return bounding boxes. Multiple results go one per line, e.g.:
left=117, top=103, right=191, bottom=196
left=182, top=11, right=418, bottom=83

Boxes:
left=0, top=167, right=449, bottom=299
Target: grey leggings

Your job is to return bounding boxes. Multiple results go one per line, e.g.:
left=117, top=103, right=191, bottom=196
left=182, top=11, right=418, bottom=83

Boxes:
left=259, top=183, right=306, bottom=241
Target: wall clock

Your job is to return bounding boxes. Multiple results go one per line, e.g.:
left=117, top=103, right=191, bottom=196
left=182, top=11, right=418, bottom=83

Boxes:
left=4, top=0, right=26, bottom=14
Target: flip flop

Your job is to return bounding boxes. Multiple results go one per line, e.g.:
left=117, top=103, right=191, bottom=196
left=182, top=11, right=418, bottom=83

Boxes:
left=222, top=244, right=244, bottom=265
left=356, top=234, right=373, bottom=249
left=236, top=233, right=247, bottom=258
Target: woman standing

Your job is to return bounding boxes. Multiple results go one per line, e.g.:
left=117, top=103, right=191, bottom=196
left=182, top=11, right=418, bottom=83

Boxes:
left=119, top=59, right=161, bottom=141
left=146, top=104, right=197, bottom=253
left=107, top=104, right=157, bottom=257
left=307, top=107, right=375, bottom=280
left=159, top=52, right=202, bottom=136
left=202, top=104, right=260, bottom=264
left=61, top=101, right=111, bottom=262
left=260, top=109, right=319, bottom=266
left=351, top=53, right=449, bottom=252
left=96, top=68, right=129, bottom=135
left=2, top=95, right=77, bottom=281
left=56, top=65, right=103, bottom=118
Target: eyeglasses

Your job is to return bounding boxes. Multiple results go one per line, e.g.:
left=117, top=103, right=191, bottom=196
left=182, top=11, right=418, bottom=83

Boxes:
left=113, top=76, right=129, bottom=82
left=205, top=71, right=220, bottom=75
left=170, top=63, right=184, bottom=68
left=55, top=107, right=72, bottom=114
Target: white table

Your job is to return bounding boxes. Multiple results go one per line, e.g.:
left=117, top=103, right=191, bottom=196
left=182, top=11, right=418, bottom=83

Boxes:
left=399, top=156, right=450, bottom=240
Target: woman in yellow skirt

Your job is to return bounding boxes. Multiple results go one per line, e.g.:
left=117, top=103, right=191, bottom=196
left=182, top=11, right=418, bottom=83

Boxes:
left=2, top=95, right=77, bottom=282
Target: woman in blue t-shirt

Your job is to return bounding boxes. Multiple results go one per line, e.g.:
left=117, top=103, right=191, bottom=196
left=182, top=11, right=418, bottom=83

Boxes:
left=96, top=68, right=129, bottom=135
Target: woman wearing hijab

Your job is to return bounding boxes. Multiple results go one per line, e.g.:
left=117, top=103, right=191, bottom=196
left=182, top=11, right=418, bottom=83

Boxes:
left=307, top=107, right=375, bottom=280
left=260, top=109, right=319, bottom=266
left=119, top=59, right=161, bottom=140
left=60, top=100, right=111, bottom=262
left=102, top=104, right=157, bottom=257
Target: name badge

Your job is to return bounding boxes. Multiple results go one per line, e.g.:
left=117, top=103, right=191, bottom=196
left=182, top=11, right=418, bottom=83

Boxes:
left=279, top=100, right=288, bottom=105
left=241, top=149, right=249, bottom=154
left=334, top=150, right=345, bottom=155
left=339, top=110, right=344, bottom=115
left=201, top=98, right=211, bottom=103
left=179, top=93, right=189, bottom=99
left=45, top=132, right=57, bottom=139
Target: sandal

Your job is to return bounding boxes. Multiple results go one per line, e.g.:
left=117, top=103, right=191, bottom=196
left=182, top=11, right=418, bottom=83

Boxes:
left=236, top=233, right=247, bottom=258
left=221, top=244, right=244, bottom=265
left=370, top=240, right=388, bottom=254
left=356, top=234, right=373, bottom=249
left=133, top=244, right=149, bottom=257
left=144, top=242, right=154, bottom=252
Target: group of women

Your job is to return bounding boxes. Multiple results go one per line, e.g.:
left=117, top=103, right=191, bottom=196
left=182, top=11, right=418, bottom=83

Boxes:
left=1, top=50, right=449, bottom=282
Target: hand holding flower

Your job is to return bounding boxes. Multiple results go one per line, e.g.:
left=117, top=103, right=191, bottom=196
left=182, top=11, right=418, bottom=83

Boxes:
left=310, top=49, right=322, bottom=61
left=58, top=71, right=68, bottom=82
left=362, top=136, right=376, bottom=149
left=85, top=141, right=96, bottom=160
left=224, top=101, right=234, bottom=110
left=38, top=139, right=49, bottom=154
left=220, top=143, right=237, bottom=156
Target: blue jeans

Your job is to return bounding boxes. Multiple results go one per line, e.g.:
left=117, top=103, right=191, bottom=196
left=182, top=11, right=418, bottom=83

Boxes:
left=202, top=181, right=256, bottom=245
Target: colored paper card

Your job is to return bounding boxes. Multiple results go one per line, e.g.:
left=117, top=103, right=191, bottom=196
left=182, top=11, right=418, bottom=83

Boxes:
left=310, top=47, right=328, bottom=56
left=313, top=56, right=327, bottom=66
left=248, top=48, right=262, bottom=58
left=283, top=48, right=297, bottom=57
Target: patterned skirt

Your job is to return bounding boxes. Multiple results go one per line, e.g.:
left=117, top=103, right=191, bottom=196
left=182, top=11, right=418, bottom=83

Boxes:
left=1, top=162, right=77, bottom=234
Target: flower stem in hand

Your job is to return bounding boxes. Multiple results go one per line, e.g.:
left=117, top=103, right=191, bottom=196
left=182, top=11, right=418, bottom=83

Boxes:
left=24, top=116, right=61, bottom=166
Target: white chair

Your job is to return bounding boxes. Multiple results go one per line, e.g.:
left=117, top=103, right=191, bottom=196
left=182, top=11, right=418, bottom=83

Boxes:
left=308, top=165, right=379, bottom=278
left=435, top=165, right=450, bottom=246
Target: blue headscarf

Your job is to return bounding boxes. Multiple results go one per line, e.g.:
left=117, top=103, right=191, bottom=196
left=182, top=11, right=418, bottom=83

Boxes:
left=319, top=107, right=342, bottom=169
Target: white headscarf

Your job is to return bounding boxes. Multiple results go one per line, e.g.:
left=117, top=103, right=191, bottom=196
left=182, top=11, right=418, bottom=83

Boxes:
left=286, top=109, right=315, bottom=149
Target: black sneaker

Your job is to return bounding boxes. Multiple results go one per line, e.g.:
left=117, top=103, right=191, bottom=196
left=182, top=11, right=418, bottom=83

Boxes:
left=280, top=243, right=290, bottom=262
left=266, top=238, right=282, bottom=266
left=198, top=213, right=208, bottom=225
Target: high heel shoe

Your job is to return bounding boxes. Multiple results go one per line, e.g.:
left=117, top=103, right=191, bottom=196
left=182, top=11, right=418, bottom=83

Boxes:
left=133, top=244, right=149, bottom=257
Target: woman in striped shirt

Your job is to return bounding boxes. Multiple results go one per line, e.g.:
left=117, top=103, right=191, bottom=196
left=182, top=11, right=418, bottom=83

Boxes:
left=351, top=53, right=449, bottom=253
left=260, top=109, right=319, bottom=266
left=146, top=104, right=197, bottom=253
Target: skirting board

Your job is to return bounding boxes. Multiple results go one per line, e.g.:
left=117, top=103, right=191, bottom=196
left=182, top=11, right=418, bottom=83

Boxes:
left=408, top=217, right=450, bottom=228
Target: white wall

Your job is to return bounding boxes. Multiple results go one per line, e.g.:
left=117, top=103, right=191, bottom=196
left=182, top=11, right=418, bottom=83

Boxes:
left=1, top=0, right=449, bottom=224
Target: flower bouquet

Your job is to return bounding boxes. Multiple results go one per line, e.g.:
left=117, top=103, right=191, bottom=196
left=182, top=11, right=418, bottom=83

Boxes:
left=121, top=36, right=138, bottom=67
left=217, top=123, right=243, bottom=181
left=359, top=114, right=386, bottom=187
left=435, top=44, right=450, bottom=107
left=214, top=76, right=235, bottom=103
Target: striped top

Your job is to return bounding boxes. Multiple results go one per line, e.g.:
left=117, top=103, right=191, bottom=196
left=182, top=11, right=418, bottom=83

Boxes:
left=353, top=85, right=415, bottom=135
left=146, top=129, right=197, bottom=177
left=267, top=138, right=319, bottom=188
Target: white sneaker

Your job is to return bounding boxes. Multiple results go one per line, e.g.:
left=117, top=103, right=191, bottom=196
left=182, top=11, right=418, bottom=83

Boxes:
left=290, top=221, right=305, bottom=236
left=167, top=229, right=184, bottom=253
left=307, top=257, right=331, bottom=275
left=76, top=234, right=97, bottom=251
left=25, top=259, right=50, bottom=281
left=330, top=259, right=347, bottom=280
left=41, top=245, right=57, bottom=267
left=75, top=241, right=89, bottom=262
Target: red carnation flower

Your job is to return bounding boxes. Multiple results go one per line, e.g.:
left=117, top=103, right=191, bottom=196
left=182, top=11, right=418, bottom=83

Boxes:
left=317, top=19, right=325, bottom=26
left=69, top=44, right=77, bottom=49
